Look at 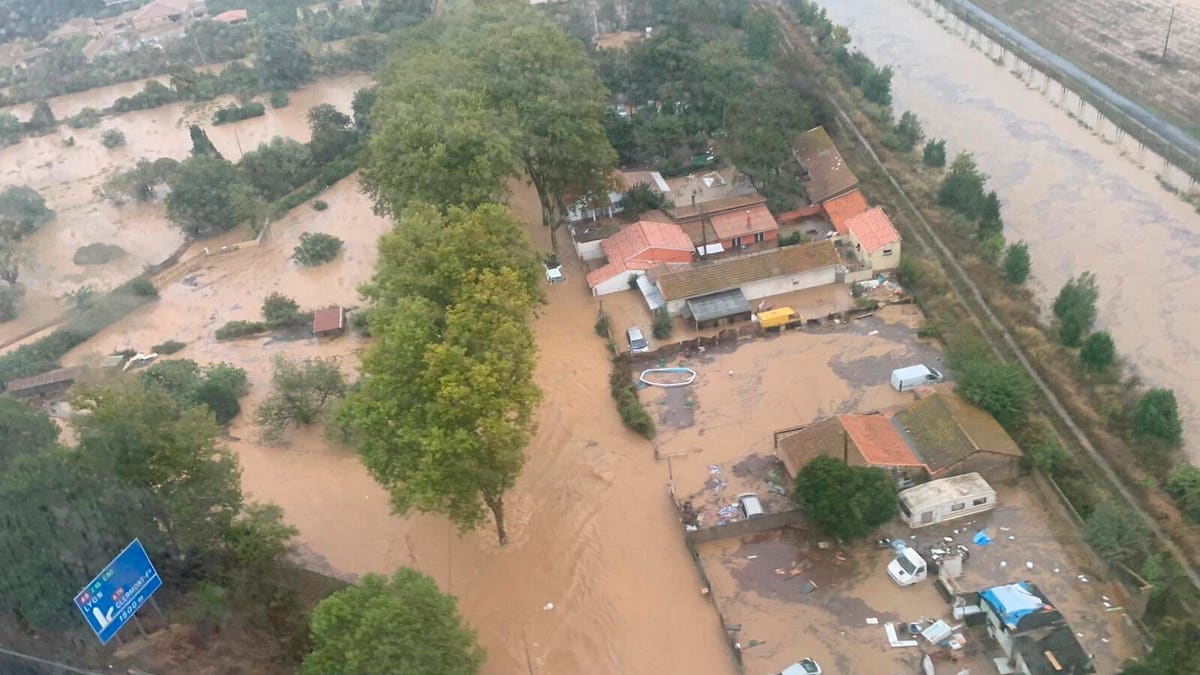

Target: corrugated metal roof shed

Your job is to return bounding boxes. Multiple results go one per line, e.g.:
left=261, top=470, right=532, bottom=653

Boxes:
left=686, top=289, right=749, bottom=324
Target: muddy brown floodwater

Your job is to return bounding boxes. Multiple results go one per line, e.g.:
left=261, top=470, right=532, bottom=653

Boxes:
left=817, top=0, right=1200, bottom=459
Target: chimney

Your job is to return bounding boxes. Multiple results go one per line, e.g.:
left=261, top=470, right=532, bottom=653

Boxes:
left=745, top=210, right=752, bottom=230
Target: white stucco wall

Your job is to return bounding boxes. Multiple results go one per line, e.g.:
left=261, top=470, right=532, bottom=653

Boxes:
left=741, top=266, right=837, bottom=300
left=592, top=270, right=641, bottom=296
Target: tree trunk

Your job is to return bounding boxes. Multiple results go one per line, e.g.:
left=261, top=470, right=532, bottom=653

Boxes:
left=485, top=493, right=509, bottom=546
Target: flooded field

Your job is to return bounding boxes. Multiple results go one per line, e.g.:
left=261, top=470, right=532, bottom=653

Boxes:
left=0, top=73, right=372, bottom=346
left=817, top=0, right=1200, bottom=459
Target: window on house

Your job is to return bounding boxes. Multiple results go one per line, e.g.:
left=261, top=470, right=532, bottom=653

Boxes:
left=882, top=248, right=894, bottom=256
left=950, top=502, right=966, bottom=512
left=973, top=497, right=988, bottom=506
left=732, top=236, right=743, bottom=248
left=754, top=232, right=765, bottom=243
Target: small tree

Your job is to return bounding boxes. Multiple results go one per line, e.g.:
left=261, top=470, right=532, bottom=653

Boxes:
left=978, top=191, right=1002, bottom=238
left=1080, top=331, right=1115, bottom=371
left=100, top=128, right=126, bottom=149
left=922, top=139, right=946, bottom=167
left=254, top=355, right=347, bottom=442
left=623, top=183, right=667, bottom=215
left=1167, top=465, right=1200, bottom=523
left=953, top=355, right=1034, bottom=428
left=302, top=568, right=484, bottom=675
left=292, top=232, right=344, bottom=266
left=937, top=152, right=987, bottom=219
left=166, top=156, right=258, bottom=238
left=1053, top=272, right=1099, bottom=347
left=886, top=111, right=924, bottom=153
left=1083, top=500, right=1152, bottom=568
left=794, top=456, right=897, bottom=539
left=652, top=307, right=672, bottom=340
left=1003, top=241, right=1030, bottom=284
left=25, top=101, right=56, bottom=134
left=262, top=292, right=304, bottom=328
left=1133, top=388, right=1183, bottom=444
left=0, top=185, right=55, bottom=238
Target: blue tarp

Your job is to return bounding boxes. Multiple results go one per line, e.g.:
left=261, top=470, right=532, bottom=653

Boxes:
left=973, top=529, right=992, bottom=546
left=980, top=582, right=1046, bottom=629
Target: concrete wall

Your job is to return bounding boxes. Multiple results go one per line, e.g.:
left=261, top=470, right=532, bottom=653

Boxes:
left=685, top=508, right=805, bottom=545
left=592, top=269, right=641, bottom=296
left=574, top=237, right=605, bottom=262
left=742, top=265, right=837, bottom=300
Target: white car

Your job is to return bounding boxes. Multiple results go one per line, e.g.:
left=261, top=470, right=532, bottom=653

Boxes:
left=626, top=327, right=650, bottom=354
left=737, top=492, right=764, bottom=519
left=781, top=658, right=822, bottom=675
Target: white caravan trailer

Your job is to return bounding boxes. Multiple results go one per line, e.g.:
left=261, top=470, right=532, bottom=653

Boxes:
left=898, top=473, right=997, bottom=528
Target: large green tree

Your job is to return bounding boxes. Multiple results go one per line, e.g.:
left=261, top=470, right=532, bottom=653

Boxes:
left=1122, top=620, right=1200, bottom=675
left=362, top=77, right=518, bottom=215
left=0, top=395, right=59, bottom=469
left=794, top=456, right=897, bottom=539
left=258, top=24, right=312, bottom=91
left=302, top=568, right=484, bottom=675
left=0, top=184, right=55, bottom=239
left=239, top=136, right=314, bottom=200
left=166, top=155, right=259, bottom=237
left=450, top=6, right=617, bottom=250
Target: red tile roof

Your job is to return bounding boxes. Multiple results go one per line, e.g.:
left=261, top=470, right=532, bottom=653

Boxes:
left=822, top=189, right=869, bottom=236
left=214, top=9, right=248, bottom=22
left=845, top=207, right=901, bottom=253
left=708, top=204, right=779, bottom=240
left=587, top=221, right=694, bottom=287
left=839, top=414, right=923, bottom=467
left=312, top=306, right=345, bottom=334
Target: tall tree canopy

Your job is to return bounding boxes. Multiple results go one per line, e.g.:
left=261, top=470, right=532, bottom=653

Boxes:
left=302, top=568, right=484, bottom=675
left=339, top=203, right=541, bottom=544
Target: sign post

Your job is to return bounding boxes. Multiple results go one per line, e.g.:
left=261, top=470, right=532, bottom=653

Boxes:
left=74, top=539, right=163, bottom=645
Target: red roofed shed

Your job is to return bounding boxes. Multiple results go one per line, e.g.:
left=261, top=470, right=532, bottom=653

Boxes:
left=312, top=306, right=346, bottom=337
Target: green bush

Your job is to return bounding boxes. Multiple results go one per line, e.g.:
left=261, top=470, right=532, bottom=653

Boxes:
left=922, top=139, right=946, bottom=167
left=269, top=91, right=290, bottom=109
left=1083, top=500, right=1153, bottom=568
left=1053, top=272, right=1098, bottom=347
left=794, top=456, right=897, bottom=539
left=152, top=340, right=187, bottom=355
left=292, top=232, right=343, bottom=266
left=262, top=292, right=305, bottom=328
left=594, top=313, right=611, bottom=338
left=652, top=308, right=672, bottom=340
left=212, top=102, right=267, bottom=126
left=1167, top=465, right=1200, bottom=522
left=215, top=320, right=267, bottom=340
left=66, top=108, right=103, bottom=129
left=100, top=128, right=126, bottom=149
left=608, top=358, right=655, bottom=439
left=1133, top=388, right=1183, bottom=444
left=1003, top=242, right=1030, bottom=285
left=952, top=346, right=1034, bottom=428
left=1080, top=331, right=1116, bottom=371
left=312, top=199, right=329, bottom=211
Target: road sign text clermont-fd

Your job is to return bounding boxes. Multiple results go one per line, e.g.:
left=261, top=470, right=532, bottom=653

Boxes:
left=74, top=538, right=162, bottom=645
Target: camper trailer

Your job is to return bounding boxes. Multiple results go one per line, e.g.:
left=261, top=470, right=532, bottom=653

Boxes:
left=898, top=473, right=997, bottom=529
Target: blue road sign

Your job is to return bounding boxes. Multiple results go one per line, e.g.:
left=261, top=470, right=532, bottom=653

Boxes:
left=74, top=539, right=162, bottom=645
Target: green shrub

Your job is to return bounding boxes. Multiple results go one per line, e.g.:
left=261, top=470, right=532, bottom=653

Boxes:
left=1003, top=242, right=1030, bottom=285
left=1133, top=388, right=1183, bottom=444
left=292, top=232, right=343, bottom=266
left=215, top=320, right=267, bottom=340
left=922, top=139, right=946, bottom=167
left=152, top=340, right=187, bottom=355
left=269, top=91, right=290, bottom=108
left=1053, top=272, right=1098, bottom=347
left=594, top=313, right=610, bottom=338
left=652, top=308, right=672, bottom=340
left=121, top=277, right=158, bottom=297
left=1083, top=500, right=1153, bottom=568
left=952, top=346, right=1034, bottom=428
left=312, top=199, right=328, bottom=211
left=608, top=357, right=655, bottom=439
left=1167, top=465, right=1200, bottom=522
left=262, top=292, right=305, bottom=328
left=66, top=108, right=103, bottom=129
left=100, top=128, right=126, bottom=148
left=794, top=456, right=897, bottom=539
left=1080, top=331, right=1116, bottom=371
left=212, top=102, right=267, bottom=125
left=777, top=231, right=805, bottom=247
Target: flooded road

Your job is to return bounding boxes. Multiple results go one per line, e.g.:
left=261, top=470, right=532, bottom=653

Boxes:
left=816, top=0, right=1200, bottom=458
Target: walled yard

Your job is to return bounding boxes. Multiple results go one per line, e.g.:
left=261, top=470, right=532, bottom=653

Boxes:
left=636, top=306, right=1141, bottom=674
left=968, top=0, right=1200, bottom=141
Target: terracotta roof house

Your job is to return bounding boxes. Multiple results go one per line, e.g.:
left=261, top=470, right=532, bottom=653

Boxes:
left=845, top=206, right=901, bottom=271
left=794, top=126, right=860, bottom=203
left=774, top=413, right=926, bottom=482
left=312, top=306, right=346, bottom=338
left=656, top=240, right=839, bottom=325
left=774, top=392, right=1023, bottom=483
left=821, top=188, right=870, bottom=236
left=667, top=193, right=780, bottom=255
left=893, top=393, right=1023, bottom=481
left=213, top=9, right=248, bottom=23
left=586, top=221, right=695, bottom=296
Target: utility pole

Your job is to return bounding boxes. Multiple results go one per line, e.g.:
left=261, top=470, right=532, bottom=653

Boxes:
left=1162, top=2, right=1177, bottom=61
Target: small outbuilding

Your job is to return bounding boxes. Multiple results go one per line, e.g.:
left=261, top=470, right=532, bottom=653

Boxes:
left=312, top=306, right=346, bottom=338
left=685, top=289, right=751, bottom=330
left=5, top=366, right=83, bottom=398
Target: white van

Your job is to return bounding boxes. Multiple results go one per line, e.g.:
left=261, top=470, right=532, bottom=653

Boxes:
left=887, top=545, right=928, bottom=586
left=890, top=364, right=944, bottom=391
left=897, top=473, right=997, bottom=529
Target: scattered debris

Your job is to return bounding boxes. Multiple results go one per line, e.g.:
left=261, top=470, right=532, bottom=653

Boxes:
left=884, top=622, right=919, bottom=648
left=972, top=529, right=992, bottom=546
left=866, top=617, right=879, bottom=625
